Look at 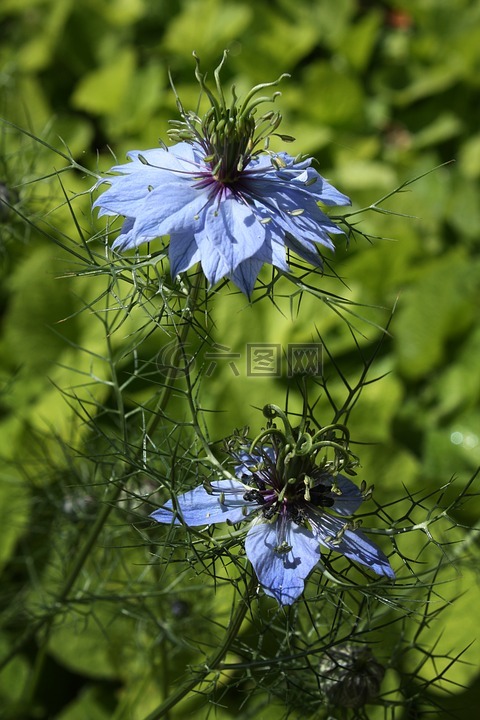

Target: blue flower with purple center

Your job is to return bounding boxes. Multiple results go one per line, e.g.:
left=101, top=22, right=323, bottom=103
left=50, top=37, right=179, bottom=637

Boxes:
left=93, top=53, right=350, bottom=296
left=150, top=414, right=394, bottom=605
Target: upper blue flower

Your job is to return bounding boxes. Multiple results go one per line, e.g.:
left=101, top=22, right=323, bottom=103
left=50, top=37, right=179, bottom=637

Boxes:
left=150, top=420, right=394, bottom=605
left=93, top=53, right=351, bottom=296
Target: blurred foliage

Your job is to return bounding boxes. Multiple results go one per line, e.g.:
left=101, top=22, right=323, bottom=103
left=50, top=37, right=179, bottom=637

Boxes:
left=1, top=0, right=480, bottom=718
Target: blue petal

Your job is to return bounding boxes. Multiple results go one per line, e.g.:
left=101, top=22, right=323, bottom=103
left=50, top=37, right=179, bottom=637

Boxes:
left=115, top=142, right=204, bottom=175
left=245, top=206, right=291, bottom=269
left=129, top=179, right=207, bottom=239
left=94, top=168, right=173, bottom=218
left=245, top=518, right=320, bottom=605
left=168, top=231, right=201, bottom=277
left=113, top=223, right=151, bottom=251
left=248, top=188, right=338, bottom=253
left=245, top=153, right=350, bottom=207
left=114, top=217, right=136, bottom=250
left=150, top=479, right=254, bottom=527
left=315, top=514, right=395, bottom=578
left=284, top=233, right=323, bottom=268
left=288, top=169, right=351, bottom=207
left=196, top=194, right=265, bottom=279
left=327, top=474, right=364, bottom=516
left=93, top=143, right=204, bottom=216
left=228, top=256, right=263, bottom=297
left=94, top=139, right=350, bottom=294
left=228, top=229, right=291, bottom=295
left=234, top=447, right=276, bottom=478
left=93, top=142, right=207, bottom=246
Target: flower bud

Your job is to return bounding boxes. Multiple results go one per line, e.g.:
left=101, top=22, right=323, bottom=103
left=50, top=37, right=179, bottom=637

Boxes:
left=318, top=643, right=385, bottom=708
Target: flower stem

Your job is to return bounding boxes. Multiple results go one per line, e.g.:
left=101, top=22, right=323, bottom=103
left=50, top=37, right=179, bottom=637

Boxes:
left=3, top=273, right=204, bottom=698
left=142, top=577, right=255, bottom=720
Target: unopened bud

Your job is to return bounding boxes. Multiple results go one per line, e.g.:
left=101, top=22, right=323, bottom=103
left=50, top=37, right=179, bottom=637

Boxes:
left=318, top=643, right=385, bottom=708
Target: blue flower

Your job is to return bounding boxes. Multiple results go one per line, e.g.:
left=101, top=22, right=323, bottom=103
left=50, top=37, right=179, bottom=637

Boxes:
left=150, top=443, right=394, bottom=606
left=93, top=54, right=350, bottom=296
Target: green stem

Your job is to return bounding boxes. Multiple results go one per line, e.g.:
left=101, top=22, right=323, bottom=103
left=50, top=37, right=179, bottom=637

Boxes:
left=142, top=577, right=255, bottom=720
left=3, top=274, right=203, bottom=693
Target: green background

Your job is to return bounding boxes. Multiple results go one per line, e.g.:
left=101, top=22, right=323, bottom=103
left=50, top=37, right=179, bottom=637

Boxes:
left=1, top=0, right=480, bottom=718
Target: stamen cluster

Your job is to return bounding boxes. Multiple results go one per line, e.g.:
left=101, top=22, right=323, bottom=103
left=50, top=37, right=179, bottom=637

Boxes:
left=167, top=51, right=293, bottom=185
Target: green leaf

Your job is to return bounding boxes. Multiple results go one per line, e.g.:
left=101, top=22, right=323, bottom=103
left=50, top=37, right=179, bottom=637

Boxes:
left=418, top=561, right=480, bottom=691
left=459, top=133, right=480, bottom=179
left=300, top=62, right=364, bottom=128
left=0, top=634, right=30, bottom=706
left=16, top=0, right=72, bottom=72
left=424, top=412, right=480, bottom=478
left=432, top=324, right=480, bottom=417
left=56, top=686, right=114, bottom=720
left=162, top=0, right=252, bottom=62
left=394, top=251, right=480, bottom=379
left=0, top=452, right=31, bottom=571
left=340, top=9, right=382, bottom=72
left=71, top=48, right=136, bottom=115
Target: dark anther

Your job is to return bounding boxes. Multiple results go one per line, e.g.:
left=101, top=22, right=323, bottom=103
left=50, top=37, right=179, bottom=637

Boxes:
left=263, top=505, right=278, bottom=520
left=289, top=506, right=306, bottom=524
left=243, top=489, right=265, bottom=504
left=310, top=484, right=336, bottom=508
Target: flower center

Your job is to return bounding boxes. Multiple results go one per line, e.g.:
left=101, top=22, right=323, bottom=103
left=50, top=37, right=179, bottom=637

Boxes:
left=243, top=464, right=335, bottom=527
left=202, top=107, right=256, bottom=185
left=167, top=51, right=293, bottom=187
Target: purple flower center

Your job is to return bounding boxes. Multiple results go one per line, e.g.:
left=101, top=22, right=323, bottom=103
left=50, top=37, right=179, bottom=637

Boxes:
left=242, top=457, right=336, bottom=526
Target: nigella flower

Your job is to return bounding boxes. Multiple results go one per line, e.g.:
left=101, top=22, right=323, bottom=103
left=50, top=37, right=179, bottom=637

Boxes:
left=150, top=407, right=394, bottom=605
left=93, top=52, right=351, bottom=296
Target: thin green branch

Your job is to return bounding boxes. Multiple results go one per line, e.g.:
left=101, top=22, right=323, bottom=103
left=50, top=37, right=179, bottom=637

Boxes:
left=142, top=576, right=255, bottom=720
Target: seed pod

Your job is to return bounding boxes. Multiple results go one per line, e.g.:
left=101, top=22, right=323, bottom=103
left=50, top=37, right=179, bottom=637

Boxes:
left=318, top=643, right=385, bottom=708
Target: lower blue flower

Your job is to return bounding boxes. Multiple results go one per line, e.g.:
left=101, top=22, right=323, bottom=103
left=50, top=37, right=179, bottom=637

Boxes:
left=150, top=448, right=394, bottom=605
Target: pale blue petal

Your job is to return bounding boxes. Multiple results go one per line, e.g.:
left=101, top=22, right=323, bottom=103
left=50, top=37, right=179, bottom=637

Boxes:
left=284, top=233, right=323, bottom=267
left=245, top=207, right=291, bottom=270
left=94, top=144, right=205, bottom=218
left=327, top=474, right=364, bottom=516
left=150, top=479, right=254, bottom=527
left=113, top=224, right=153, bottom=251
left=94, top=140, right=205, bottom=205
left=118, top=143, right=204, bottom=174
left=279, top=167, right=350, bottom=208
left=283, top=167, right=351, bottom=207
left=245, top=154, right=350, bottom=207
left=234, top=447, right=276, bottom=477
left=112, top=217, right=136, bottom=251
left=130, top=181, right=207, bottom=239
left=168, top=231, right=201, bottom=276
left=228, top=221, right=291, bottom=291
left=197, top=194, right=265, bottom=274
left=245, top=519, right=320, bottom=605
left=314, top=514, right=395, bottom=578
left=93, top=169, right=173, bottom=218
left=247, top=187, right=339, bottom=251
left=198, top=244, right=231, bottom=286
left=307, top=176, right=351, bottom=206
left=228, top=257, right=263, bottom=297
left=230, top=233, right=289, bottom=293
